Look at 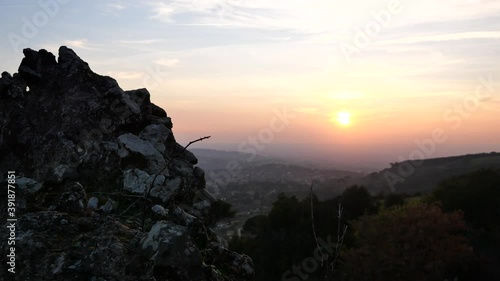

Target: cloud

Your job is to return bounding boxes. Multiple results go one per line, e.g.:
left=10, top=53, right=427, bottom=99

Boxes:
left=108, top=2, right=126, bottom=10
left=155, top=58, right=180, bottom=66
left=149, top=2, right=176, bottom=22
left=377, top=31, right=500, bottom=46
left=106, top=71, right=144, bottom=80
left=146, top=0, right=500, bottom=36
left=62, top=39, right=109, bottom=52
left=115, top=39, right=164, bottom=45
left=63, top=39, right=98, bottom=50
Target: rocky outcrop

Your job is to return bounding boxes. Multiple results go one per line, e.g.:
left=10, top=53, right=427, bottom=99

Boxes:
left=0, top=47, right=253, bottom=281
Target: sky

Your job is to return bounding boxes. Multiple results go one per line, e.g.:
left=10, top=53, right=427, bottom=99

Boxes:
left=0, top=0, right=499, bottom=168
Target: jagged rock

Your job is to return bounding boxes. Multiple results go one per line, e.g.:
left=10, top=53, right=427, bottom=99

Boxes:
left=16, top=177, right=43, bottom=210
left=197, top=188, right=218, bottom=204
left=151, top=177, right=182, bottom=202
left=0, top=211, right=145, bottom=280
left=172, top=206, right=197, bottom=226
left=122, top=168, right=181, bottom=203
left=17, top=177, right=43, bottom=194
left=151, top=204, right=169, bottom=217
left=150, top=116, right=173, bottom=129
left=142, top=221, right=204, bottom=280
left=139, top=124, right=173, bottom=153
left=171, top=158, right=194, bottom=177
left=0, top=47, right=253, bottom=281
left=117, top=133, right=167, bottom=173
left=0, top=71, right=26, bottom=98
left=18, top=48, right=57, bottom=83
left=125, top=88, right=152, bottom=119
left=123, top=168, right=153, bottom=194
left=176, top=142, right=198, bottom=165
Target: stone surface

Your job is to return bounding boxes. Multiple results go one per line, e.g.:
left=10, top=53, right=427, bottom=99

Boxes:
left=139, top=124, right=173, bottom=153
left=117, top=133, right=167, bottom=174
left=87, top=197, right=99, bottom=210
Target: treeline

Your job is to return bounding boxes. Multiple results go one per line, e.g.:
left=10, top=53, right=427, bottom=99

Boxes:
left=229, top=169, right=500, bottom=281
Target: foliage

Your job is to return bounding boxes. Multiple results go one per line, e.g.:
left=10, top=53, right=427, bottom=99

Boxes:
left=342, top=203, right=476, bottom=281
left=384, top=192, right=406, bottom=208
left=229, top=185, right=376, bottom=281
left=210, top=199, right=236, bottom=223
left=428, top=169, right=500, bottom=280
left=340, top=185, right=377, bottom=220
left=429, top=169, right=500, bottom=230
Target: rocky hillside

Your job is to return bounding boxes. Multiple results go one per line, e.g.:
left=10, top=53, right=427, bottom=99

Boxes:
left=0, top=47, right=253, bottom=281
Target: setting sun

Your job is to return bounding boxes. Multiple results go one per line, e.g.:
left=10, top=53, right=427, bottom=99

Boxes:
left=337, top=111, right=352, bottom=127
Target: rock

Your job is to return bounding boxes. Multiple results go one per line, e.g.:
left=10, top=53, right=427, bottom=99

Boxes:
left=122, top=168, right=182, bottom=203
left=150, top=177, right=182, bottom=203
left=0, top=71, right=26, bottom=98
left=53, top=164, right=78, bottom=183
left=139, top=124, right=173, bottom=153
left=121, top=167, right=187, bottom=205
left=193, top=167, right=206, bottom=189
left=122, top=168, right=152, bottom=194
left=151, top=103, right=167, bottom=118
left=125, top=88, right=152, bottom=119
left=0, top=47, right=253, bottom=281
left=100, top=199, right=116, bottom=212
left=17, top=177, right=43, bottom=194
left=54, top=182, right=87, bottom=213
left=117, top=133, right=167, bottom=173
left=150, top=116, right=173, bottom=129
left=142, top=221, right=204, bottom=280
left=87, top=197, right=99, bottom=210
left=15, top=177, right=43, bottom=210
left=175, top=142, right=198, bottom=165
left=18, top=48, right=57, bottom=83
left=170, top=158, right=194, bottom=177
left=197, top=188, right=218, bottom=204
left=151, top=204, right=169, bottom=217
left=192, top=200, right=212, bottom=218
left=172, top=206, right=197, bottom=226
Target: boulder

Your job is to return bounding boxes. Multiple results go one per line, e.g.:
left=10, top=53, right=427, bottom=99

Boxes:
left=118, top=133, right=167, bottom=174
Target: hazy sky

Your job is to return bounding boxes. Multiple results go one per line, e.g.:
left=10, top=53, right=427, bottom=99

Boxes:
left=1, top=0, right=499, bottom=167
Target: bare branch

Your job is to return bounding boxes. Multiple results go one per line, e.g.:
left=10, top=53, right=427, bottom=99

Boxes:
left=331, top=203, right=348, bottom=272
left=309, top=181, right=324, bottom=266
left=141, top=135, right=211, bottom=231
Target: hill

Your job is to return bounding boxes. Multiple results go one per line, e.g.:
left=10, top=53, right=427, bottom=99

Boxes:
left=358, top=152, right=500, bottom=194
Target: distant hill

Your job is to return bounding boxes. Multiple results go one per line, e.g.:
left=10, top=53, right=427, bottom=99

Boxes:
left=191, top=148, right=360, bottom=181
left=190, top=148, right=276, bottom=171
left=357, top=152, right=500, bottom=194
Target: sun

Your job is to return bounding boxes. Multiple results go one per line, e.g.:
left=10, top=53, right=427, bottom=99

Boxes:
left=336, top=111, right=351, bottom=127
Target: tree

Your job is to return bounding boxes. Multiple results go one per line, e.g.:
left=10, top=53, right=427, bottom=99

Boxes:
left=429, top=169, right=500, bottom=230
left=428, top=169, right=500, bottom=280
left=340, top=185, right=376, bottom=220
left=342, top=203, right=476, bottom=281
left=210, top=199, right=236, bottom=223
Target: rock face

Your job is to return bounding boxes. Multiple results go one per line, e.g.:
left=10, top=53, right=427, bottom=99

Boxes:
left=0, top=47, right=254, bottom=281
